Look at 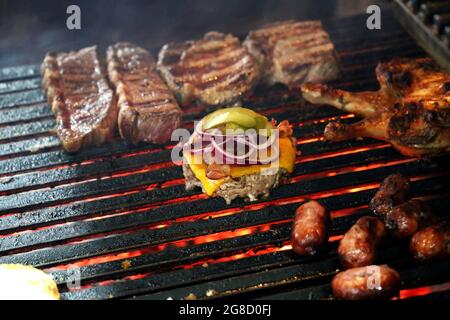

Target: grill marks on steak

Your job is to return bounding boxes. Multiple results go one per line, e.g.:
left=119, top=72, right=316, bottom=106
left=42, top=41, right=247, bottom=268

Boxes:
left=244, top=20, right=339, bottom=87
left=40, top=21, right=338, bottom=150
left=107, top=43, right=182, bottom=144
left=157, top=32, right=260, bottom=106
left=41, top=46, right=117, bottom=152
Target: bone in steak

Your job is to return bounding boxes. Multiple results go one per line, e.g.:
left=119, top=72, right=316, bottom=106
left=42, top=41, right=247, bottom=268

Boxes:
left=301, top=58, right=450, bottom=157
left=107, top=42, right=182, bottom=144
left=41, top=46, right=117, bottom=152
left=157, top=32, right=260, bottom=106
left=244, top=20, right=339, bottom=87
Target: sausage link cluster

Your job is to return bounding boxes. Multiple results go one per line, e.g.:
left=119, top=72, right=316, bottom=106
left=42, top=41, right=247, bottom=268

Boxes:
left=370, top=173, right=449, bottom=261
left=291, top=173, right=448, bottom=300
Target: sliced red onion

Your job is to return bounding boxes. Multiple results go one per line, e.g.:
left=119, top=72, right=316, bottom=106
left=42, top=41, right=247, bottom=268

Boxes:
left=184, top=135, right=226, bottom=154
left=244, top=131, right=278, bottom=150
left=185, top=119, right=281, bottom=165
left=211, top=137, right=256, bottom=164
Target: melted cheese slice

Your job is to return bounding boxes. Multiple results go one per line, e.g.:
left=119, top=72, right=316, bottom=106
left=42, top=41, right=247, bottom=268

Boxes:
left=184, top=137, right=296, bottom=196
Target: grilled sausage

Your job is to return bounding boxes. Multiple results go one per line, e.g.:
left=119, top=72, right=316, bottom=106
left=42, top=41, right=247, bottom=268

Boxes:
left=338, top=216, right=386, bottom=269
left=410, top=222, right=450, bottom=261
left=291, top=200, right=330, bottom=256
left=331, top=265, right=400, bottom=300
left=369, top=173, right=410, bottom=216
left=370, top=174, right=434, bottom=239
left=385, top=199, right=434, bottom=239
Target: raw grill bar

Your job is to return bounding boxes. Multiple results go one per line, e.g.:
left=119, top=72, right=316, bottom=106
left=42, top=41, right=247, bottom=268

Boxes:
left=0, top=12, right=449, bottom=300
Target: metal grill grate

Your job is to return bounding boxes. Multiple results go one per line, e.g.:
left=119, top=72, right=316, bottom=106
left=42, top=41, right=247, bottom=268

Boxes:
left=0, top=12, right=449, bottom=300
left=393, top=0, right=450, bottom=71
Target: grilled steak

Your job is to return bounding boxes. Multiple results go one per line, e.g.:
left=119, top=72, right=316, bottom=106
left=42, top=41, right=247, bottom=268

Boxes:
left=157, top=31, right=260, bottom=106
left=41, top=46, right=117, bottom=152
left=107, top=42, right=182, bottom=144
left=301, top=58, right=450, bottom=157
left=244, top=20, right=339, bottom=87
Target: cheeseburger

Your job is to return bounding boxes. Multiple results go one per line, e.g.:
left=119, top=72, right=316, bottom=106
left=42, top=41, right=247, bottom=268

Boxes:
left=182, top=107, right=296, bottom=204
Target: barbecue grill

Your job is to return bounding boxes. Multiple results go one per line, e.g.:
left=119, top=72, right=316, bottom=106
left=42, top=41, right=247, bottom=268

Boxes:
left=0, top=9, right=449, bottom=300
left=392, top=0, right=450, bottom=71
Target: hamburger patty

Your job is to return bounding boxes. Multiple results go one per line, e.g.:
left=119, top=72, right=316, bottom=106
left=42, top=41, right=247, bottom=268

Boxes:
left=183, top=161, right=290, bottom=204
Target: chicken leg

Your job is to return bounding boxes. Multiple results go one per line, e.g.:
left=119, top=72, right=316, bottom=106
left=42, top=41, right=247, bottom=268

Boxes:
left=301, top=58, right=450, bottom=157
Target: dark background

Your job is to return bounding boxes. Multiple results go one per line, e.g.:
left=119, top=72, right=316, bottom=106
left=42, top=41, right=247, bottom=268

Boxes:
left=0, top=0, right=384, bottom=68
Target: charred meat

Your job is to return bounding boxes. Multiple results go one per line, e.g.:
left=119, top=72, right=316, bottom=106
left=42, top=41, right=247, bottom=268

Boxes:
left=157, top=32, right=260, bottom=107
left=107, top=42, right=182, bottom=144
left=244, top=20, right=339, bottom=87
left=301, top=58, right=450, bottom=157
left=370, top=173, right=435, bottom=239
left=370, top=173, right=410, bottom=216
left=41, top=46, right=117, bottom=152
left=385, top=200, right=434, bottom=239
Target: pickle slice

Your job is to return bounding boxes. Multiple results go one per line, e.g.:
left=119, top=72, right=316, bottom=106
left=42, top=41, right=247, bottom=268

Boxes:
left=202, top=107, right=272, bottom=135
left=255, top=116, right=273, bottom=136
left=224, top=122, right=246, bottom=134
left=202, top=107, right=256, bottom=130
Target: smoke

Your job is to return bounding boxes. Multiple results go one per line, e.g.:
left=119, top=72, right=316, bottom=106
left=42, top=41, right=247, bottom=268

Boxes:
left=0, top=0, right=385, bottom=68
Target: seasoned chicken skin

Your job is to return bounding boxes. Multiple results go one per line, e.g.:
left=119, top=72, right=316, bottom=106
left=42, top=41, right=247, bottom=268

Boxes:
left=301, top=58, right=450, bottom=157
